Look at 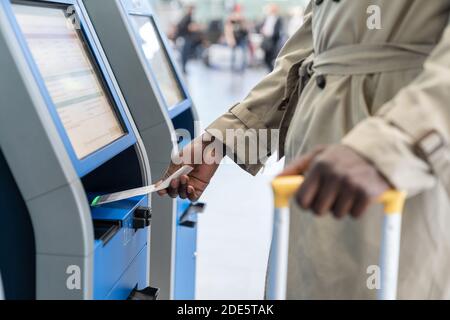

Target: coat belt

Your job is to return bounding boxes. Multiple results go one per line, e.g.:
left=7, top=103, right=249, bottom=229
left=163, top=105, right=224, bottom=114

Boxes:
left=311, top=43, right=434, bottom=75
left=279, top=43, right=435, bottom=158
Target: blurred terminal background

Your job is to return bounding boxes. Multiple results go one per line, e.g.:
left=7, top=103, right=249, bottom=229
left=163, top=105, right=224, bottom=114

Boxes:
left=150, top=0, right=308, bottom=299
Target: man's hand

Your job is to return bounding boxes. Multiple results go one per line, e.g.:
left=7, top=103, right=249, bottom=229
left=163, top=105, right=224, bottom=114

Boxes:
left=279, top=145, right=392, bottom=219
left=157, top=133, right=222, bottom=202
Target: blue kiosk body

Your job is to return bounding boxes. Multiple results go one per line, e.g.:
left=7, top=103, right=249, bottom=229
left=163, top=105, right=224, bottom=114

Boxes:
left=0, top=0, right=154, bottom=299
left=81, top=0, right=202, bottom=299
left=126, top=5, right=200, bottom=300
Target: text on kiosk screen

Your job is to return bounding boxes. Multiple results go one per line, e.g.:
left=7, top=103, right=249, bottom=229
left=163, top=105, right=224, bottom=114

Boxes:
left=12, top=4, right=126, bottom=159
left=130, top=15, right=185, bottom=109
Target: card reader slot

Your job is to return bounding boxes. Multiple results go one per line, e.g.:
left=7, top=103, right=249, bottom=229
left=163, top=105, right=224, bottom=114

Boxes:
left=94, top=220, right=121, bottom=246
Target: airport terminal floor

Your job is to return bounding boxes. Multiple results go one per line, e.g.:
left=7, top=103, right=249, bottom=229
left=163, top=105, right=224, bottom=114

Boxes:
left=184, top=61, right=282, bottom=299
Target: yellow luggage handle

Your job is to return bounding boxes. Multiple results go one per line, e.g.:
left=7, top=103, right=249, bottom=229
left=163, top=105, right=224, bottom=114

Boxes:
left=272, top=176, right=406, bottom=214
left=270, top=176, right=407, bottom=300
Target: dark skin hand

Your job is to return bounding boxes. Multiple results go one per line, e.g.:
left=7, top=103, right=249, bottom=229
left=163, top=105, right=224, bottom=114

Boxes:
left=279, top=145, right=392, bottom=219
left=157, top=133, right=221, bottom=202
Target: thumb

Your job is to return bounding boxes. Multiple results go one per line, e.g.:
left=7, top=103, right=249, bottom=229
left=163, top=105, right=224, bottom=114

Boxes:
left=278, top=146, right=326, bottom=177
left=156, top=162, right=181, bottom=195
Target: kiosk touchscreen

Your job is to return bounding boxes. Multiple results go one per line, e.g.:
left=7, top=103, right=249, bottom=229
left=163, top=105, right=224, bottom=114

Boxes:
left=14, top=3, right=126, bottom=161
left=82, top=0, right=203, bottom=299
left=0, top=0, right=155, bottom=299
left=129, top=15, right=186, bottom=110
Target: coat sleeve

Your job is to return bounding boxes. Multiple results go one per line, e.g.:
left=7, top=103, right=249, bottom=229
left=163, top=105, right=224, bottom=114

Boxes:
left=342, top=25, right=450, bottom=197
left=206, top=3, right=314, bottom=175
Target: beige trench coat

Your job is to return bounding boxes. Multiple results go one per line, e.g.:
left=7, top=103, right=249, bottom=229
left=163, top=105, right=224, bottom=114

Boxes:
left=207, top=0, right=450, bottom=299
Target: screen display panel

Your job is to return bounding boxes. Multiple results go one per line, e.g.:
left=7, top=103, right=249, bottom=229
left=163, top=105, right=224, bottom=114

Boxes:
left=13, top=3, right=126, bottom=159
left=129, top=14, right=185, bottom=109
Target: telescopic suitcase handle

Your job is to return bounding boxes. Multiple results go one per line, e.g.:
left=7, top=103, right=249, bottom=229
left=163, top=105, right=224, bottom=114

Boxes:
left=268, top=176, right=406, bottom=300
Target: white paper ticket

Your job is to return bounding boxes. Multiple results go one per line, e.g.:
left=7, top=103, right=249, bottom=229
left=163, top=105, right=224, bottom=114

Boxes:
left=91, top=166, right=194, bottom=206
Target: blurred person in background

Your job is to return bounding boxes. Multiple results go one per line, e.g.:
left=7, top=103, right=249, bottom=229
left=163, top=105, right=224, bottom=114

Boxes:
left=260, top=4, right=284, bottom=71
left=288, top=6, right=305, bottom=38
left=224, top=4, right=250, bottom=73
left=175, top=4, right=203, bottom=73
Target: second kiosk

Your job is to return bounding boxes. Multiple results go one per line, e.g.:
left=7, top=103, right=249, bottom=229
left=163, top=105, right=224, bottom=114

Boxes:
left=81, top=0, right=204, bottom=299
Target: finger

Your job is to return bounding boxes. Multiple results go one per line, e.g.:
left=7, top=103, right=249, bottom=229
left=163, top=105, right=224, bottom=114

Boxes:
left=178, top=175, right=189, bottom=200
left=332, top=186, right=356, bottom=219
left=156, top=180, right=167, bottom=196
left=278, top=147, right=325, bottom=177
left=168, top=179, right=180, bottom=198
left=157, top=188, right=168, bottom=196
left=279, top=155, right=314, bottom=177
left=187, top=185, right=200, bottom=202
left=162, top=163, right=180, bottom=181
left=157, top=163, right=181, bottom=197
left=188, top=175, right=209, bottom=194
left=296, top=167, right=321, bottom=210
left=349, top=190, right=371, bottom=219
left=311, top=175, right=340, bottom=216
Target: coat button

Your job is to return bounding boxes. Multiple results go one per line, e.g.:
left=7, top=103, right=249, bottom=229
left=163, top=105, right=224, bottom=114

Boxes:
left=316, top=75, right=326, bottom=89
left=315, top=0, right=324, bottom=5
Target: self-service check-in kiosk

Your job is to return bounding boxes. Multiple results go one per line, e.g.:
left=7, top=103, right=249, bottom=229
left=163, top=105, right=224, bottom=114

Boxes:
left=81, top=0, right=203, bottom=299
left=0, top=0, right=156, bottom=300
